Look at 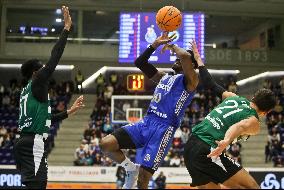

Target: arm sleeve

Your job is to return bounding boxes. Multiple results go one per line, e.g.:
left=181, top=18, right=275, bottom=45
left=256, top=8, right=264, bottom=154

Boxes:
left=51, top=110, right=68, bottom=123
left=134, top=45, right=158, bottom=79
left=198, top=66, right=226, bottom=96
left=32, top=29, right=69, bottom=102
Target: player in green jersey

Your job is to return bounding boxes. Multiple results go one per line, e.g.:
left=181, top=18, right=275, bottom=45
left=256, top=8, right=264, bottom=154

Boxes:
left=183, top=41, right=276, bottom=189
left=14, top=6, right=84, bottom=189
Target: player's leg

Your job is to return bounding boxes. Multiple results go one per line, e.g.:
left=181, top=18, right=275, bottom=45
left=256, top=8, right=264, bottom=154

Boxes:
left=14, top=134, right=48, bottom=189
left=184, top=135, right=242, bottom=188
left=99, top=133, right=126, bottom=163
left=137, top=166, right=155, bottom=189
left=100, top=123, right=144, bottom=188
left=137, top=121, right=176, bottom=189
left=222, top=168, right=259, bottom=189
left=197, top=182, right=221, bottom=189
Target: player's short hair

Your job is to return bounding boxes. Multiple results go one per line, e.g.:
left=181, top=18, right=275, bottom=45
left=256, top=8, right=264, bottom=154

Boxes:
left=252, top=88, right=276, bottom=112
left=21, top=59, right=43, bottom=80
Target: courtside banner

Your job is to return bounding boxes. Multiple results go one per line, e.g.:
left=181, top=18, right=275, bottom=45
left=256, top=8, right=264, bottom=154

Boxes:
left=154, top=167, right=192, bottom=184
left=1, top=165, right=283, bottom=187
left=248, top=169, right=284, bottom=189
left=0, top=169, right=24, bottom=189
left=48, top=166, right=117, bottom=182
left=48, top=166, right=191, bottom=183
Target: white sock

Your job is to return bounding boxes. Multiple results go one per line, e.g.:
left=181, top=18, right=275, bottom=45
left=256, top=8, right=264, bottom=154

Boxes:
left=121, top=157, right=136, bottom=171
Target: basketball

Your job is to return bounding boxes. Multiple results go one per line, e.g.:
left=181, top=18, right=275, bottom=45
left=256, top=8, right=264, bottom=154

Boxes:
left=156, top=6, right=182, bottom=32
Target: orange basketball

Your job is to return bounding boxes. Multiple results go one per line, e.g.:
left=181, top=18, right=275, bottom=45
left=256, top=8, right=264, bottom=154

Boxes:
left=156, top=6, right=182, bottom=32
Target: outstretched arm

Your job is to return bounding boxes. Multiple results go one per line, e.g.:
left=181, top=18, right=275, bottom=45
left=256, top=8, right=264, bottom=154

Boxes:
left=51, top=95, right=84, bottom=122
left=32, top=6, right=72, bottom=102
left=35, top=6, right=72, bottom=82
left=207, top=116, right=259, bottom=158
left=134, top=32, right=175, bottom=83
left=191, top=40, right=236, bottom=99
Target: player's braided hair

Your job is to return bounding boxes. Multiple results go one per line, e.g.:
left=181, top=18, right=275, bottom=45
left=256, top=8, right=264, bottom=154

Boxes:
left=21, top=59, right=43, bottom=80
left=252, top=88, right=276, bottom=112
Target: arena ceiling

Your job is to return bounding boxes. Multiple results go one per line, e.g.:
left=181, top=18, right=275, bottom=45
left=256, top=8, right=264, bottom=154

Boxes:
left=1, top=0, right=284, bottom=18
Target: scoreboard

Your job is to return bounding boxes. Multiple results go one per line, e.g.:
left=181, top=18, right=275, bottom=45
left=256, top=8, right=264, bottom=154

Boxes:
left=119, top=12, right=205, bottom=64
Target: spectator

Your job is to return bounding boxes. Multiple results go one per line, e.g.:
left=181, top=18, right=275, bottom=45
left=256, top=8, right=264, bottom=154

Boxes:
left=155, top=172, right=166, bottom=189
left=274, top=99, right=283, bottom=114
left=265, top=142, right=272, bottom=163
left=96, top=73, right=105, bottom=97
left=83, top=125, right=94, bottom=143
left=268, top=127, right=280, bottom=144
left=75, top=70, right=84, bottom=93
left=102, top=117, right=113, bottom=134
left=228, top=81, right=237, bottom=93
left=181, top=127, right=190, bottom=145
left=74, top=144, right=88, bottom=166
left=228, top=143, right=242, bottom=164
left=263, top=79, right=272, bottom=89
left=93, top=153, right=102, bottom=165
left=169, top=154, right=181, bottom=167
left=279, top=77, right=284, bottom=95
left=116, top=166, right=126, bottom=189
left=109, top=72, right=118, bottom=86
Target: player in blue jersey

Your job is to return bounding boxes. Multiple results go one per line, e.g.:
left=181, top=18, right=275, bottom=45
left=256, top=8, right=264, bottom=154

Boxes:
left=100, top=32, right=199, bottom=189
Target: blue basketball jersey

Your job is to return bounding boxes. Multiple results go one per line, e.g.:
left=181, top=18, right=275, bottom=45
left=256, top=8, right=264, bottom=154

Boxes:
left=147, top=73, right=195, bottom=127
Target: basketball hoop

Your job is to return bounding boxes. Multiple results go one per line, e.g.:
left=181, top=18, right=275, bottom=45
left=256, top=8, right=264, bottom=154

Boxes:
left=127, top=116, right=140, bottom=123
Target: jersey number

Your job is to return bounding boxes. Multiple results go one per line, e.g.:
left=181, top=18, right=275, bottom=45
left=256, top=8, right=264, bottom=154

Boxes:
left=215, top=100, right=245, bottom=118
left=19, top=93, right=29, bottom=120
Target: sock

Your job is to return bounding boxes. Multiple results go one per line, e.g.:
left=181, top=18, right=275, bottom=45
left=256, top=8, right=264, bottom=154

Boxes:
left=121, top=157, right=136, bottom=171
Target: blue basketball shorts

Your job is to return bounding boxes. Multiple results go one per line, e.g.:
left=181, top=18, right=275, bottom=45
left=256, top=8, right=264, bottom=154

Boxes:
left=122, top=116, right=176, bottom=171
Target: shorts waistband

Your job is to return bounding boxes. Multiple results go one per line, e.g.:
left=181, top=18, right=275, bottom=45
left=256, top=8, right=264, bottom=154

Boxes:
left=20, top=132, right=48, bottom=140
left=144, top=114, right=179, bottom=127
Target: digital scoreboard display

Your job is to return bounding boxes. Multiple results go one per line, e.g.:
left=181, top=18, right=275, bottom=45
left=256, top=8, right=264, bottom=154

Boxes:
left=119, top=12, right=204, bottom=64
left=127, top=74, right=145, bottom=91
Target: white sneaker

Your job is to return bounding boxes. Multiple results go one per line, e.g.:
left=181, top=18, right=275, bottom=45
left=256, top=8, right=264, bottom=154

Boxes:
left=122, top=164, right=140, bottom=189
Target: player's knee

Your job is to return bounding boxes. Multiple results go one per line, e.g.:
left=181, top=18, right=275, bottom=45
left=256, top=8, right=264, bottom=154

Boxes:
left=243, top=180, right=260, bottom=189
left=99, top=138, right=110, bottom=153
left=99, top=135, right=118, bottom=153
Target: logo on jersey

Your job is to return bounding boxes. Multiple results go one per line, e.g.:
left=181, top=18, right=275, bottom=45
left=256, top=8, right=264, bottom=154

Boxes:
left=156, top=74, right=178, bottom=92
left=261, top=173, right=280, bottom=189
left=144, top=154, right=151, bottom=162
left=205, top=114, right=223, bottom=130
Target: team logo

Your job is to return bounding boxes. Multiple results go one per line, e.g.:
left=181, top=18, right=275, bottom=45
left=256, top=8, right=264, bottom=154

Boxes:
left=144, top=154, right=151, bottom=162
left=261, top=173, right=280, bottom=189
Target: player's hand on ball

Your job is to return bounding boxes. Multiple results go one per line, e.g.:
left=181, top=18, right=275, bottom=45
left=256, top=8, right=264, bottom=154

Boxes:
left=152, top=32, right=177, bottom=49
left=207, top=139, right=230, bottom=158
left=68, top=95, right=85, bottom=115
left=62, top=6, right=72, bottom=31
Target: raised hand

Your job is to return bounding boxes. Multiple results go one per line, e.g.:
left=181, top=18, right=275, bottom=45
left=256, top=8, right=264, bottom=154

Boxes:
left=207, top=139, right=230, bottom=158
left=62, top=6, right=72, bottom=31
left=67, top=95, right=85, bottom=115
left=189, top=39, right=203, bottom=66
left=152, top=32, right=177, bottom=49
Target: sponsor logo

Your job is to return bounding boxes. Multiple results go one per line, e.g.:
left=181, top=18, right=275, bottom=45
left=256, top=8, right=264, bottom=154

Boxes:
left=144, top=154, right=151, bottom=162
left=148, top=109, right=167, bottom=119
left=0, top=174, right=22, bottom=187
left=205, top=114, right=222, bottom=130
left=260, top=173, right=283, bottom=189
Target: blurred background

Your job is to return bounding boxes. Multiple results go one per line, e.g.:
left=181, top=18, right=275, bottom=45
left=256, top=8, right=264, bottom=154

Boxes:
left=0, top=0, right=283, bottom=189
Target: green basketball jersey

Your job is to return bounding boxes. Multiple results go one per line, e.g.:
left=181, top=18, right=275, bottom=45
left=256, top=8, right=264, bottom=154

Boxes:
left=18, top=80, right=51, bottom=135
left=192, top=96, right=259, bottom=148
